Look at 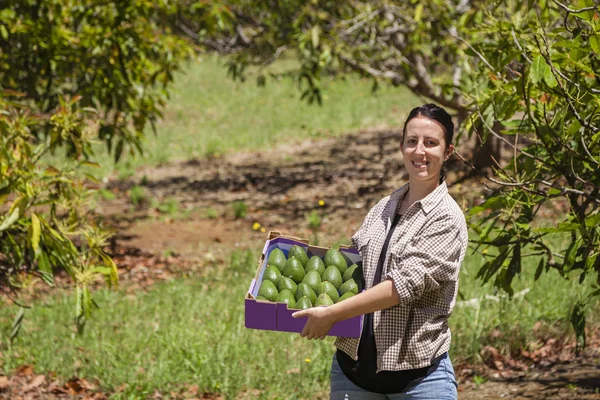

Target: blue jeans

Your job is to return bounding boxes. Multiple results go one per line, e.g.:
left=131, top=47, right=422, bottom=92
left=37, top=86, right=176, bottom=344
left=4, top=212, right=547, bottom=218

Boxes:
left=330, top=352, right=458, bottom=400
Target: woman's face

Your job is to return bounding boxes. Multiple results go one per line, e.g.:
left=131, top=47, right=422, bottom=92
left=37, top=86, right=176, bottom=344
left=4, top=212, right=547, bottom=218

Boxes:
left=401, top=116, right=454, bottom=184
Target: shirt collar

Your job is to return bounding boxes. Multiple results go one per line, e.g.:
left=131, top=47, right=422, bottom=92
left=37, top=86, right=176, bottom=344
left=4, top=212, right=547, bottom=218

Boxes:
left=390, top=181, right=448, bottom=215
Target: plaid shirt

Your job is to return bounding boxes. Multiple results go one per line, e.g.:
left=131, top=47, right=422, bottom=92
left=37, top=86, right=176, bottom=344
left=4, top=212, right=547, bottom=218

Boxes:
left=335, top=181, right=468, bottom=371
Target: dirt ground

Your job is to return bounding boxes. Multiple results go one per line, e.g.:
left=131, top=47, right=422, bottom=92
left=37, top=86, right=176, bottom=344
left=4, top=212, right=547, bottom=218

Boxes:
left=2, top=128, right=598, bottom=399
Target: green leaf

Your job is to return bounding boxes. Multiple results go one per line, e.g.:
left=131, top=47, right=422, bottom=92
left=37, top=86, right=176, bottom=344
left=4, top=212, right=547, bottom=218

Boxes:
left=415, top=4, right=424, bottom=22
left=590, top=35, right=600, bottom=54
left=0, top=207, right=20, bottom=232
left=30, top=213, right=41, bottom=252
left=585, top=212, right=600, bottom=228
left=476, top=247, right=510, bottom=283
left=571, top=301, right=587, bottom=350
left=563, top=239, right=581, bottom=272
left=530, top=55, right=550, bottom=84
left=0, top=24, right=8, bottom=40
left=534, top=258, right=545, bottom=280
left=311, top=26, right=320, bottom=49
left=10, top=308, right=25, bottom=343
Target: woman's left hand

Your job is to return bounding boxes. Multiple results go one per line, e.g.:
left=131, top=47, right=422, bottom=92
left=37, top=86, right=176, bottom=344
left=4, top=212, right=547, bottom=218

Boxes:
left=292, top=306, right=337, bottom=340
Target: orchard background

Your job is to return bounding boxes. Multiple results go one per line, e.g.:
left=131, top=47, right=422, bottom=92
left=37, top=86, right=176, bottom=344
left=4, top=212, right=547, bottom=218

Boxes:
left=1, top=1, right=599, bottom=399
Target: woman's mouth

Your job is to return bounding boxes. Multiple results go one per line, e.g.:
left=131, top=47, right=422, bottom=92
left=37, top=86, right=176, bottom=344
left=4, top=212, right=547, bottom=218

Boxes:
left=412, top=161, right=428, bottom=168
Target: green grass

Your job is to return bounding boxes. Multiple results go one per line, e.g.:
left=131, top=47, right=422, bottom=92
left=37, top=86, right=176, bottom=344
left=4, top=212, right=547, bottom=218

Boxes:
left=1, top=250, right=333, bottom=399
left=78, top=55, right=420, bottom=179
left=2, top=244, right=598, bottom=398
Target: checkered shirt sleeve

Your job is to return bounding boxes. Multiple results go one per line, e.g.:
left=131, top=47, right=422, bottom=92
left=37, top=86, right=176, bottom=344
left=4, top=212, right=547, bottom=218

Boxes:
left=335, top=182, right=468, bottom=371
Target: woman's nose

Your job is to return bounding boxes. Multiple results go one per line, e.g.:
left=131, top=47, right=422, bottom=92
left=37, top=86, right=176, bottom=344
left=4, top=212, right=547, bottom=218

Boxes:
left=415, top=141, right=426, bottom=154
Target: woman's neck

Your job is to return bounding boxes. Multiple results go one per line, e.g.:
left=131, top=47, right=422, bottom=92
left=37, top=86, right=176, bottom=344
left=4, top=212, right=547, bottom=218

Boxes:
left=406, top=177, right=440, bottom=205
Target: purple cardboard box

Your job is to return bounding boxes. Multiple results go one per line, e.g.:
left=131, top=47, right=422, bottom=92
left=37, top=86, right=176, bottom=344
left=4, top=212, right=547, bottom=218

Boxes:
left=245, top=231, right=363, bottom=338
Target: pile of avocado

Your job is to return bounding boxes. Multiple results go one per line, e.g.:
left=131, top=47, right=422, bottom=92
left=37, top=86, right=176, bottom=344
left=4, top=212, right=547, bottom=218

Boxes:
left=256, top=245, right=363, bottom=310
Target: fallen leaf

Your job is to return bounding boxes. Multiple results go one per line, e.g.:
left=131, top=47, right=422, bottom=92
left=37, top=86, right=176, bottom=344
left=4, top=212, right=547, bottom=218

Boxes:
left=0, top=376, right=9, bottom=389
left=16, top=365, right=34, bottom=376
left=24, top=375, right=45, bottom=391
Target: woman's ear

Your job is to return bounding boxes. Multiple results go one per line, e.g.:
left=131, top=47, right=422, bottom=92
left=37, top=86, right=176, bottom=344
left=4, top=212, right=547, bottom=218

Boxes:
left=444, top=144, right=455, bottom=161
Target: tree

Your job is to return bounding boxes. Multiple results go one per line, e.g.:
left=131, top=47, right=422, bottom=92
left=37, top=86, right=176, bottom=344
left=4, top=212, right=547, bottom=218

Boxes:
left=174, top=0, right=502, bottom=167
left=463, top=0, right=600, bottom=351
left=179, top=0, right=599, bottom=347
left=0, top=0, right=192, bottom=334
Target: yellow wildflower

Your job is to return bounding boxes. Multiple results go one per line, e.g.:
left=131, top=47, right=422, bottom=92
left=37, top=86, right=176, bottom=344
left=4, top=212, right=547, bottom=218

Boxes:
left=305, top=358, right=311, bottom=363
left=253, top=222, right=261, bottom=230
left=318, top=200, right=325, bottom=206
left=260, top=227, right=266, bottom=233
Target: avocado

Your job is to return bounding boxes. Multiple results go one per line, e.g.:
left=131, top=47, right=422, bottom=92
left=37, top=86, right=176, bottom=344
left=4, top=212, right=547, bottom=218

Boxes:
left=339, top=278, right=359, bottom=296
left=315, top=293, right=334, bottom=307
left=322, top=265, right=343, bottom=290
left=317, top=281, right=339, bottom=303
left=282, top=257, right=305, bottom=284
left=337, top=291, right=355, bottom=303
left=343, top=263, right=360, bottom=282
left=305, top=255, right=325, bottom=275
left=277, top=276, right=298, bottom=295
left=263, top=265, right=282, bottom=286
left=256, top=296, right=268, bottom=301
left=295, top=282, right=318, bottom=304
left=276, top=289, right=296, bottom=308
left=301, top=270, right=322, bottom=293
left=267, top=248, right=287, bottom=273
left=324, top=248, right=348, bottom=274
left=288, top=245, right=309, bottom=266
left=294, top=296, right=313, bottom=310
left=258, top=280, right=278, bottom=302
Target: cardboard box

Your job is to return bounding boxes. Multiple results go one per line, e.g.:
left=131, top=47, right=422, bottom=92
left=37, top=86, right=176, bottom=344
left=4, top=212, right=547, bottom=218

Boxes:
left=245, top=231, right=363, bottom=337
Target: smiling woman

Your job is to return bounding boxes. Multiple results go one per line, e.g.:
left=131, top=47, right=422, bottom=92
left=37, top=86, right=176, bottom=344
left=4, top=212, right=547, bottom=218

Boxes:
left=292, top=104, right=467, bottom=399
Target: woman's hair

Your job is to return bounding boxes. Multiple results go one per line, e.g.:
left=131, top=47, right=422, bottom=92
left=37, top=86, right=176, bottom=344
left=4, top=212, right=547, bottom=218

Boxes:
left=402, top=103, right=454, bottom=148
left=401, top=103, right=454, bottom=183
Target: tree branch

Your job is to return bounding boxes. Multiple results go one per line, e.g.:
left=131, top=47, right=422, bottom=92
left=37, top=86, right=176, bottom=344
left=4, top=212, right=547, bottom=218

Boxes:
left=551, top=0, right=598, bottom=13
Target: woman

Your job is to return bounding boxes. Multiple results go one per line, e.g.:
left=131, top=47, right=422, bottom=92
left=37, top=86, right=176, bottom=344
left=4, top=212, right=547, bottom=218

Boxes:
left=293, top=104, right=468, bottom=399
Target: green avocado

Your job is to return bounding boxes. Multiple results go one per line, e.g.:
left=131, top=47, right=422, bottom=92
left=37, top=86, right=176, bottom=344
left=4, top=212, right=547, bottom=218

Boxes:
left=317, top=281, right=339, bottom=303
left=305, top=255, right=325, bottom=275
left=256, top=296, right=268, bottom=301
left=263, top=265, right=282, bottom=287
left=315, top=293, right=334, bottom=307
left=295, top=282, right=318, bottom=305
left=343, top=263, right=360, bottom=282
left=288, top=245, right=309, bottom=266
left=267, top=248, right=287, bottom=273
left=276, top=289, right=296, bottom=308
left=339, top=278, right=359, bottom=296
left=337, top=292, right=355, bottom=303
left=301, top=270, right=322, bottom=293
left=282, top=257, right=305, bottom=284
left=277, top=276, right=298, bottom=295
left=294, top=296, right=313, bottom=310
left=324, top=248, right=348, bottom=274
left=258, top=280, right=278, bottom=302
left=322, top=265, right=343, bottom=290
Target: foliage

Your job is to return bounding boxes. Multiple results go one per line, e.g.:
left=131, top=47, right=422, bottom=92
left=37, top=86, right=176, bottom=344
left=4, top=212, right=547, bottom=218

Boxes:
left=176, top=0, right=469, bottom=111
left=0, top=0, right=193, bottom=161
left=178, top=0, right=600, bottom=345
left=464, top=0, right=600, bottom=351
left=0, top=94, right=117, bottom=334
left=0, top=0, right=192, bottom=332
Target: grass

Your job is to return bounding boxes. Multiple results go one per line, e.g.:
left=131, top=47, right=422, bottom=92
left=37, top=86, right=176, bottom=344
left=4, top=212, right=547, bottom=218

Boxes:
left=1, top=250, right=333, bottom=399
left=70, top=54, right=420, bottom=179
left=1, top=243, right=599, bottom=398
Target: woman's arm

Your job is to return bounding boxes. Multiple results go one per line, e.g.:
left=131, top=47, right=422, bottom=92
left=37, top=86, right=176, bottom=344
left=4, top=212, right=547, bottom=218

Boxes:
left=292, top=278, right=400, bottom=340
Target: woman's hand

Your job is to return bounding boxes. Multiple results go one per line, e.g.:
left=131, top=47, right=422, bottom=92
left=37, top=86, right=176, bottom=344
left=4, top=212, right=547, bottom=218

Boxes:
left=292, top=306, right=338, bottom=340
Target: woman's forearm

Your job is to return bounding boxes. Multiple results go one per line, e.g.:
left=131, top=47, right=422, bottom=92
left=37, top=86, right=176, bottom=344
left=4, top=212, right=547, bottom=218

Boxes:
left=327, top=279, right=400, bottom=323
